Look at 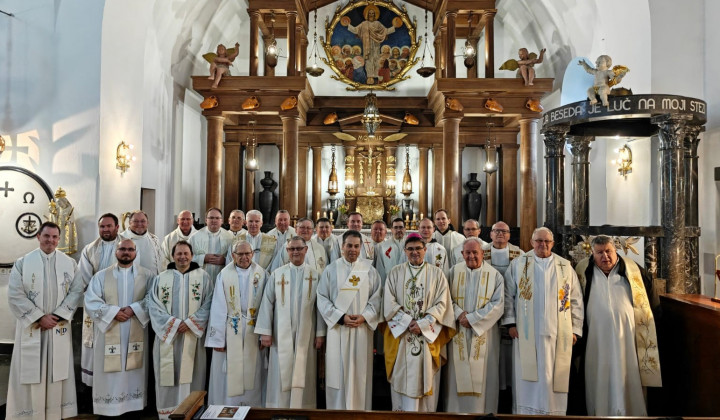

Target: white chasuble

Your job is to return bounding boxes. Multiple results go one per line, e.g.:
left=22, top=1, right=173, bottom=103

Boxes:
left=161, top=226, right=197, bottom=268
left=575, top=257, right=660, bottom=416
left=205, top=262, right=267, bottom=406
left=255, top=263, right=325, bottom=409
left=503, top=251, right=583, bottom=416
left=120, top=229, right=163, bottom=274
left=78, top=237, right=119, bottom=385
left=84, top=264, right=152, bottom=417
left=7, top=250, right=81, bottom=420
left=229, top=233, right=277, bottom=270
left=147, top=265, right=214, bottom=419
left=190, top=227, right=234, bottom=280
left=383, top=262, right=455, bottom=412
left=445, top=262, right=504, bottom=414
left=317, top=258, right=382, bottom=410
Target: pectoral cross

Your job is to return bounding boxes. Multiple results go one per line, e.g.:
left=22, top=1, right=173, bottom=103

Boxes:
left=280, top=274, right=289, bottom=305
left=349, top=275, right=360, bottom=287
left=307, top=273, right=314, bottom=300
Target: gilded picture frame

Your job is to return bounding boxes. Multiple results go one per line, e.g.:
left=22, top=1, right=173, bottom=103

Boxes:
left=321, top=0, right=419, bottom=91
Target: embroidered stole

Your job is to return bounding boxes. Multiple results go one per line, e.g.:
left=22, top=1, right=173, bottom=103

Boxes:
left=20, top=250, right=75, bottom=384
left=450, top=262, right=494, bottom=396
left=83, top=239, right=118, bottom=349
left=325, top=262, right=370, bottom=405
left=157, top=269, right=204, bottom=385
left=103, top=267, right=147, bottom=373
left=239, top=233, right=277, bottom=269
left=516, top=253, right=574, bottom=392
left=274, top=264, right=319, bottom=407
left=576, top=256, right=662, bottom=387
left=220, top=263, right=266, bottom=397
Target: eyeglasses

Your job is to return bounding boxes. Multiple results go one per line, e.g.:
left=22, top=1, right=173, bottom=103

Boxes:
left=233, top=251, right=253, bottom=256
left=287, top=247, right=307, bottom=252
left=492, top=229, right=510, bottom=234
left=405, top=246, right=425, bottom=252
left=117, top=247, right=136, bottom=252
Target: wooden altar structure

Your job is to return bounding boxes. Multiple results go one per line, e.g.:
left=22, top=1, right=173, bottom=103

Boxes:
left=192, top=0, right=552, bottom=249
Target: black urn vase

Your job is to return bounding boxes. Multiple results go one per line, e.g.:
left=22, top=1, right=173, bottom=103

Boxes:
left=465, top=172, right=482, bottom=221
left=259, top=171, right=277, bottom=229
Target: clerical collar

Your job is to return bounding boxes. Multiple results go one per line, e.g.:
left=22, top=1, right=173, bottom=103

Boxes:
left=117, top=265, right=133, bottom=273
left=180, top=228, right=193, bottom=236
left=533, top=253, right=554, bottom=267
left=41, top=249, right=57, bottom=258
left=168, top=261, right=201, bottom=273
left=130, top=230, right=147, bottom=237
left=468, top=263, right=484, bottom=271
left=437, top=224, right=455, bottom=236
left=236, top=264, right=252, bottom=273
left=208, top=229, right=221, bottom=236
left=103, top=238, right=117, bottom=244
left=409, top=261, right=425, bottom=269
left=341, top=257, right=357, bottom=268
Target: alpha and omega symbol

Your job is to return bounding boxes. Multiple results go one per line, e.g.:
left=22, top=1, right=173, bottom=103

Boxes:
left=16, top=212, right=42, bottom=238
left=23, top=192, right=35, bottom=203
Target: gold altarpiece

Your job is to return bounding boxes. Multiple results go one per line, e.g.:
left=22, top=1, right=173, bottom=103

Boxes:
left=343, top=143, right=397, bottom=223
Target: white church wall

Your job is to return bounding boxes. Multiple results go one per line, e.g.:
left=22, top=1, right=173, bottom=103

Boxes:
left=0, top=0, right=105, bottom=342
left=699, top=1, right=720, bottom=296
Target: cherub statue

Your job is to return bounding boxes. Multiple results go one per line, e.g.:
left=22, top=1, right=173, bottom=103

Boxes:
left=203, top=43, right=240, bottom=88
left=499, top=48, right=546, bottom=86
left=578, top=55, right=629, bottom=106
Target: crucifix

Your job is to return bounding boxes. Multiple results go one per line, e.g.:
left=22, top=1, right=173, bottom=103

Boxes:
left=279, top=274, right=289, bottom=305
left=307, top=273, right=314, bottom=300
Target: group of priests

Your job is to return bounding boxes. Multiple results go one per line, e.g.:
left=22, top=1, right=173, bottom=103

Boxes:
left=6, top=207, right=661, bottom=419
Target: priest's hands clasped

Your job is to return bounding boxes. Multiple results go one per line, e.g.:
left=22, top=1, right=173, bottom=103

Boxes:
left=343, top=314, right=365, bottom=327
left=114, top=306, right=135, bottom=322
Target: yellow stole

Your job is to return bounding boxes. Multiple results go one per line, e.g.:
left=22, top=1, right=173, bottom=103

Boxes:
left=157, top=269, right=205, bottom=386
left=238, top=233, right=277, bottom=269
left=576, top=256, right=662, bottom=387
left=103, top=267, right=147, bottom=373
left=450, top=262, right=494, bottom=396
left=515, top=252, right=574, bottom=393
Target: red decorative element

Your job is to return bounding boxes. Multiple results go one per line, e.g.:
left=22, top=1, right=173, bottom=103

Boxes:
left=385, top=247, right=392, bottom=258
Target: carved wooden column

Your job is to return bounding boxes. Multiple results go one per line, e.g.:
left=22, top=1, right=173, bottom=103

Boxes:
left=205, top=115, right=225, bottom=211
left=312, top=146, right=323, bottom=221
left=483, top=9, right=496, bottom=78
left=298, top=145, right=308, bottom=218
left=224, top=142, right=242, bottom=212
left=432, top=145, right=443, bottom=216
left=418, top=146, right=429, bottom=219
left=567, top=135, right=593, bottom=226
left=500, top=144, right=518, bottom=227
left=297, top=25, right=307, bottom=74
left=442, top=116, right=462, bottom=224
left=518, top=118, right=538, bottom=250
left=280, top=115, right=300, bottom=216
left=445, top=12, right=457, bottom=79
left=653, top=114, right=692, bottom=294
left=542, top=125, right=569, bottom=249
left=249, top=9, right=260, bottom=76
left=286, top=11, right=297, bottom=76
left=263, top=35, right=275, bottom=76
left=437, top=26, right=447, bottom=78
left=485, top=146, right=497, bottom=226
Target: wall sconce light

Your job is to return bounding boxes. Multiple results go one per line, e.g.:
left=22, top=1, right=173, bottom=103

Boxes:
left=245, top=120, right=259, bottom=172
left=0, top=134, right=5, bottom=155
left=328, top=144, right=339, bottom=194
left=611, top=144, right=632, bottom=177
left=116, top=141, right=135, bottom=174
left=401, top=144, right=413, bottom=195
left=483, top=123, right=498, bottom=174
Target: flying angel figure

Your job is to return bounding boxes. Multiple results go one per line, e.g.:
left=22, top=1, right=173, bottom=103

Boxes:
left=203, top=43, right=240, bottom=88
